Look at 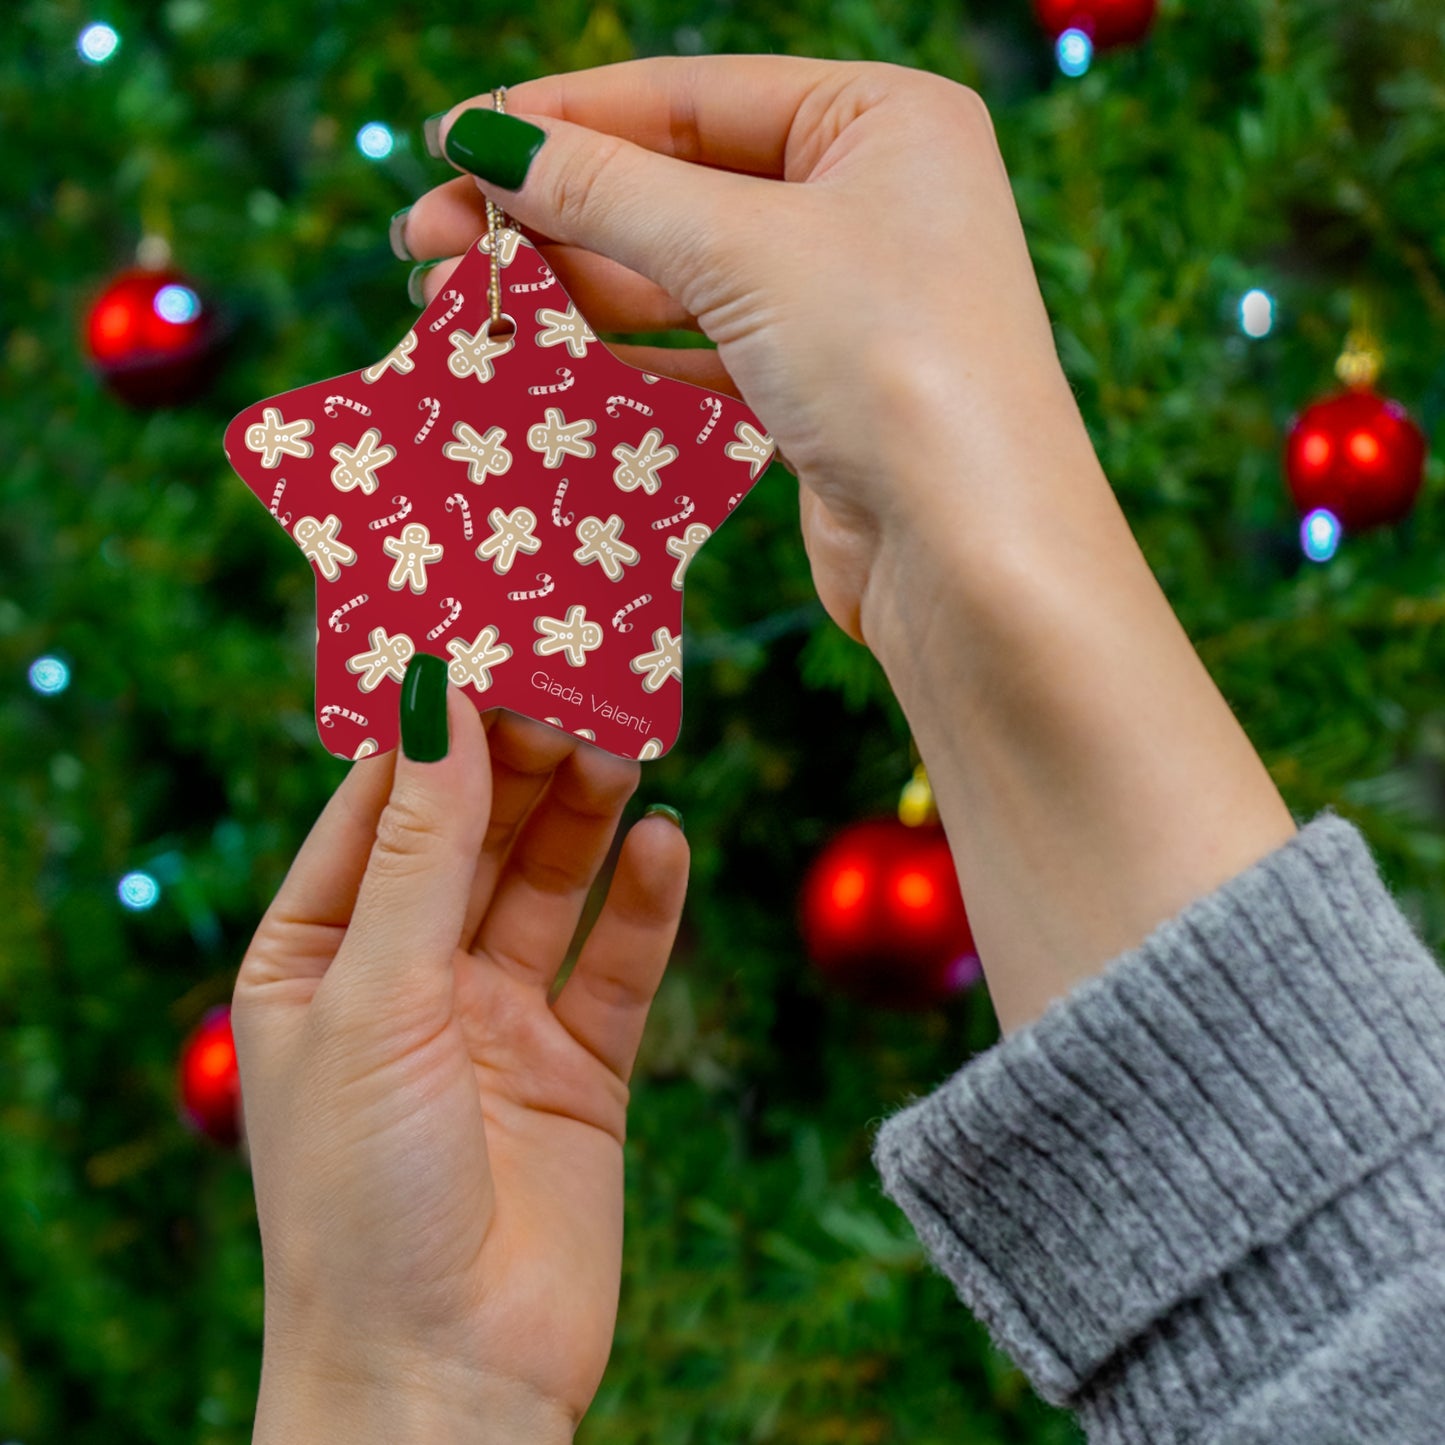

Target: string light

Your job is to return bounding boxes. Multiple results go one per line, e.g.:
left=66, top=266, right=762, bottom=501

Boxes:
left=1301, top=508, right=1342, bottom=563
left=118, top=871, right=161, bottom=911
left=1239, top=289, right=1275, bottom=338
left=78, top=22, right=120, bottom=64
left=356, top=122, right=395, bottom=160
left=1057, top=28, right=1093, bottom=76
left=153, top=284, right=201, bottom=324
left=28, top=657, right=70, bottom=695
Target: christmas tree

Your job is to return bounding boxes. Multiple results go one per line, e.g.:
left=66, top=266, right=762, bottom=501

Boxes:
left=3, top=1, right=1442, bottom=1441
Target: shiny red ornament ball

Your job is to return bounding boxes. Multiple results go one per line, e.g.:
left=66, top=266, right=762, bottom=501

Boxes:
left=799, top=817, right=981, bottom=1011
left=1285, top=388, right=1428, bottom=533
left=178, top=1005, right=242, bottom=1148
left=84, top=267, right=220, bottom=407
left=1034, top=0, right=1157, bottom=48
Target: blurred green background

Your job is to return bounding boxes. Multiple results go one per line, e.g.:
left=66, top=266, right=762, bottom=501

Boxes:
left=3, top=0, right=1445, bottom=1440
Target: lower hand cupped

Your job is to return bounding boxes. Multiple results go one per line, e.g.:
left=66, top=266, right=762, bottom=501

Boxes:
left=232, top=684, right=689, bottom=1436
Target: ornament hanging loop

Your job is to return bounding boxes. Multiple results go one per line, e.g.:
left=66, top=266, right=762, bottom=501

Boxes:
left=485, top=86, right=512, bottom=335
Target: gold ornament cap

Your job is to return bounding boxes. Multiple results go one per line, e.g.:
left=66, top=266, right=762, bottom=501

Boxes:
left=898, top=763, right=938, bottom=827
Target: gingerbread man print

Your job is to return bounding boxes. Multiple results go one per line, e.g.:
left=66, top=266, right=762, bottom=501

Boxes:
left=527, top=407, right=596, bottom=468
left=346, top=627, right=414, bottom=691
left=573, top=514, right=640, bottom=582
left=382, top=522, right=444, bottom=594
left=476, top=506, right=541, bottom=575
left=535, top=603, right=604, bottom=667
left=361, top=329, right=417, bottom=383
left=330, top=427, right=396, bottom=496
left=612, top=427, right=678, bottom=496
left=535, top=302, right=595, bottom=358
left=630, top=627, right=682, bottom=692
left=446, top=626, right=513, bottom=692
left=245, top=406, right=314, bottom=468
left=448, top=321, right=514, bottom=383
left=444, top=421, right=513, bottom=484
left=292, top=514, right=357, bottom=582
left=665, top=523, right=711, bottom=590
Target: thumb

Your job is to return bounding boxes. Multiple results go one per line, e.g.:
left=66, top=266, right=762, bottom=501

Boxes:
left=438, top=102, right=768, bottom=321
left=328, top=655, right=491, bottom=1018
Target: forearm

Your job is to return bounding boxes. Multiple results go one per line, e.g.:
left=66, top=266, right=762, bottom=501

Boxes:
left=860, top=378, right=1297, bottom=1035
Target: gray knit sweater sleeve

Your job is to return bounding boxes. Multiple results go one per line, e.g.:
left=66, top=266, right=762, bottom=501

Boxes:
left=869, top=811, right=1445, bottom=1443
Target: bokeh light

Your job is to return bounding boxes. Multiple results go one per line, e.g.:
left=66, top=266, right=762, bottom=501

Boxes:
left=1301, top=508, right=1342, bottom=563
left=1057, top=29, right=1093, bottom=77
left=356, top=122, right=395, bottom=159
left=28, top=657, right=70, bottom=695
left=153, top=284, right=201, bottom=324
left=118, top=871, right=161, bottom=911
left=1239, top=288, right=1275, bottom=338
left=78, top=22, right=120, bottom=64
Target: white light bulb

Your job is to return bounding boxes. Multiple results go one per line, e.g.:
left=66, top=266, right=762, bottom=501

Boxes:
left=1240, top=289, right=1275, bottom=339
left=78, top=23, right=120, bottom=64
left=356, top=122, right=395, bottom=160
left=1057, top=29, right=1093, bottom=78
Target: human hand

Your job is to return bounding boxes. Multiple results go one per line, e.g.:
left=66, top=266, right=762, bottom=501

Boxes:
left=398, top=56, right=1097, bottom=647
left=232, top=673, right=688, bottom=1442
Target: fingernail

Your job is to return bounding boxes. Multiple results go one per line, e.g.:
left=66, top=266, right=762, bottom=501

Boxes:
left=644, top=803, right=684, bottom=835
left=443, top=107, right=546, bottom=191
left=400, top=653, right=450, bottom=762
left=388, top=206, right=413, bottom=262
left=423, top=112, right=447, bottom=159
left=407, top=260, right=442, bottom=308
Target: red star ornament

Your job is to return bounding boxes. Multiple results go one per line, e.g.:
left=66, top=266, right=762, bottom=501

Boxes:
left=224, top=230, right=774, bottom=761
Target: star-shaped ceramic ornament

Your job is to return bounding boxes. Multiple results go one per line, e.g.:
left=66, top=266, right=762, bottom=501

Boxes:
left=223, top=229, right=775, bottom=761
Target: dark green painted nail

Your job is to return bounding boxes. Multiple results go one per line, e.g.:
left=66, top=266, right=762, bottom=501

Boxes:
left=406, top=260, right=442, bottom=308
left=443, top=107, right=546, bottom=191
left=645, top=803, right=684, bottom=834
left=422, top=112, right=447, bottom=159
left=388, top=206, right=413, bottom=262
left=400, top=653, right=449, bottom=762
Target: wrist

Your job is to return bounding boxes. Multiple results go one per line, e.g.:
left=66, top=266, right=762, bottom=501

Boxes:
left=855, top=398, right=1294, bottom=1034
left=254, top=1345, right=575, bottom=1445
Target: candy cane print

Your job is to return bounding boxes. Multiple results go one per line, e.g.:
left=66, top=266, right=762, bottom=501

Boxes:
left=527, top=367, right=574, bottom=397
left=727, top=493, right=744, bottom=511
left=426, top=597, right=463, bottom=640
left=507, top=572, right=555, bottom=602
left=323, top=395, right=372, bottom=419
left=444, top=492, right=473, bottom=540
left=320, top=704, right=369, bottom=728
left=328, top=593, right=369, bottom=633
left=611, top=593, right=652, bottom=632
left=427, top=289, right=465, bottom=332
left=551, top=477, right=575, bottom=527
left=268, top=477, right=292, bottom=527
left=606, top=395, right=654, bottom=420
left=697, top=396, right=723, bottom=443
left=367, top=495, right=413, bottom=531
left=641, top=373, right=659, bottom=384
left=650, top=496, right=695, bottom=531
left=510, top=265, right=556, bottom=293
left=415, top=396, right=441, bottom=444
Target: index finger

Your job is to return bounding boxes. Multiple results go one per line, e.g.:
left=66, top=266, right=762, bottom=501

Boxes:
left=464, top=54, right=846, bottom=180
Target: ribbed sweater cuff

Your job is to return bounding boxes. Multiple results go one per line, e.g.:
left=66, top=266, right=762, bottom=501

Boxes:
left=869, top=811, right=1445, bottom=1422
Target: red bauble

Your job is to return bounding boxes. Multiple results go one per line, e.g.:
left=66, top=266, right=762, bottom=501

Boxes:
left=1285, top=388, right=1428, bottom=533
left=799, top=818, right=981, bottom=1011
left=1034, top=0, right=1157, bottom=48
left=178, top=1005, right=242, bottom=1147
left=84, top=267, right=220, bottom=406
